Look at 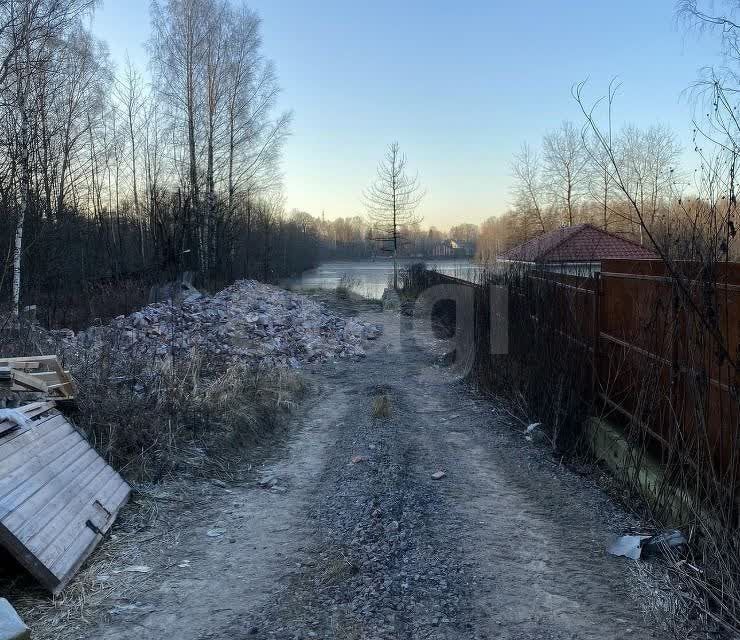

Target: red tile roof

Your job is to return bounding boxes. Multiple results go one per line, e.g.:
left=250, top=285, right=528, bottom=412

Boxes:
left=497, top=223, right=658, bottom=263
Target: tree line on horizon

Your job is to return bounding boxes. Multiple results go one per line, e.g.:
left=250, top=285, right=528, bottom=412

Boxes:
left=0, top=0, right=312, bottom=327
left=1, top=0, right=737, bottom=329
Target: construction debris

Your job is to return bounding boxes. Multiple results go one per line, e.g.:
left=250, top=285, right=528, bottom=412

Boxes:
left=0, top=281, right=381, bottom=595
left=0, top=410, right=29, bottom=433
left=607, top=535, right=649, bottom=561
left=640, top=529, right=688, bottom=559
left=607, top=529, right=688, bottom=561
left=0, top=402, right=130, bottom=594
left=0, top=355, right=76, bottom=405
left=48, top=280, right=383, bottom=370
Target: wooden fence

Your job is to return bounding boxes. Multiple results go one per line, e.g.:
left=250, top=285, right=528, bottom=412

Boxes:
left=424, top=260, right=740, bottom=488
left=595, top=260, right=739, bottom=487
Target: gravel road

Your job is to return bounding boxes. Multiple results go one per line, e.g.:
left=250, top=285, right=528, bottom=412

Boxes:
left=50, top=299, right=670, bottom=640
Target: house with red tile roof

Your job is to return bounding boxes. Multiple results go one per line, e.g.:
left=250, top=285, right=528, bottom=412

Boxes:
left=497, top=223, right=658, bottom=275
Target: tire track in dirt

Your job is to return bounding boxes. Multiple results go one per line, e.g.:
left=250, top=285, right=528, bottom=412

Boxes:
left=59, top=302, right=673, bottom=640
left=234, top=309, right=670, bottom=639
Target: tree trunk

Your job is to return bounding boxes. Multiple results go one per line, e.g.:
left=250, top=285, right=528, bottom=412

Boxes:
left=12, top=51, right=30, bottom=323
left=206, top=101, right=216, bottom=280
left=129, top=105, right=143, bottom=262
left=186, top=35, right=200, bottom=272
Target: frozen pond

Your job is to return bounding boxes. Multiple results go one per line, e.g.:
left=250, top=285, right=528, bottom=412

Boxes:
left=284, top=258, right=483, bottom=299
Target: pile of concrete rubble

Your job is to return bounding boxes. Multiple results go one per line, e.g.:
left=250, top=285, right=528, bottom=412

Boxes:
left=47, top=280, right=383, bottom=369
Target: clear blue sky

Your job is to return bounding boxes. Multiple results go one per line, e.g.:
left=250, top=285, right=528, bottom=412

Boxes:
left=90, top=1, right=717, bottom=228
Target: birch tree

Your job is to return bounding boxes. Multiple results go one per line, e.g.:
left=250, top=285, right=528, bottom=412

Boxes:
left=150, top=0, right=209, bottom=270
left=7, top=0, right=95, bottom=322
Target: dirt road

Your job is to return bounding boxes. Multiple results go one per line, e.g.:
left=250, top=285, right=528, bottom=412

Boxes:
left=28, top=300, right=669, bottom=639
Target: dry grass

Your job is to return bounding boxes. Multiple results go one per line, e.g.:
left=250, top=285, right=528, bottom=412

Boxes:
left=2, top=488, right=165, bottom=639
left=3, top=475, right=224, bottom=640
left=335, top=273, right=361, bottom=300
left=72, top=346, right=305, bottom=482
left=371, top=393, right=391, bottom=418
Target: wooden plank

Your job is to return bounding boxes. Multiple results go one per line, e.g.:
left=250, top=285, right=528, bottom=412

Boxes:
left=17, top=401, right=56, bottom=420
left=10, top=450, right=105, bottom=538
left=0, top=424, right=20, bottom=438
left=0, top=415, right=67, bottom=461
left=0, top=360, right=41, bottom=369
left=0, top=520, right=60, bottom=593
left=47, top=475, right=129, bottom=585
left=39, top=468, right=121, bottom=568
left=0, top=356, right=57, bottom=366
left=0, top=411, right=130, bottom=593
left=0, top=437, right=91, bottom=515
left=0, top=448, right=98, bottom=544
left=47, top=475, right=129, bottom=569
left=0, top=356, right=76, bottom=402
left=0, top=413, right=58, bottom=444
left=12, top=449, right=106, bottom=534
left=0, top=430, right=85, bottom=508
left=14, top=401, right=48, bottom=415
left=50, top=482, right=131, bottom=594
left=29, top=372, right=61, bottom=384
left=0, top=415, right=70, bottom=464
left=10, top=370, right=48, bottom=393
left=0, top=412, right=61, bottom=451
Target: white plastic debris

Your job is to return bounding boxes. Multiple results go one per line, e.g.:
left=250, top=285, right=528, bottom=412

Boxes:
left=607, top=535, right=649, bottom=561
left=0, top=598, right=29, bottom=640
left=607, top=530, right=687, bottom=561
left=0, top=410, right=29, bottom=428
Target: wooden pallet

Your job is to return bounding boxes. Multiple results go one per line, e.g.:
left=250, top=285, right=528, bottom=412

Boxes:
left=0, top=356, right=76, bottom=404
left=0, top=402, right=130, bottom=593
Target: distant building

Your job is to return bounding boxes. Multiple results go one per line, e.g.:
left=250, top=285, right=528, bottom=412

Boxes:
left=431, top=239, right=458, bottom=258
left=431, top=239, right=475, bottom=259
left=497, top=223, right=657, bottom=276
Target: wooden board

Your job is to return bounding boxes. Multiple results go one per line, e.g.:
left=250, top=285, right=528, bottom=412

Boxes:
left=0, top=407, right=130, bottom=593
left=0, top=356, right=76, bottom=404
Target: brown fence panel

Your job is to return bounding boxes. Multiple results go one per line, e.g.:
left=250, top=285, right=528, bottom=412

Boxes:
left=599, top=260, right=740, bottom=482
left=426, top=261, right=738, bottom=486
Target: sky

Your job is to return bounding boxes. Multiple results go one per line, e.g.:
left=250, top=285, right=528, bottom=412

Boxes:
left=90, top=1, right=721, bottom=229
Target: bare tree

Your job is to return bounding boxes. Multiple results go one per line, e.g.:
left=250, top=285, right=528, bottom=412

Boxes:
left=543, top=121, right=589, bottom=226
left=0, top=0, right=306, bottom=326
left=585, top=131, right=617, bottom=230
left=150, top=0, right=209, bottom=269
left=363, top=142, right=425, bottom=289
left=115, top=55, right=145, bottom=259
left=8, top=0, right=96, bottom=322
left=511, top=143, right=548, bottom=233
